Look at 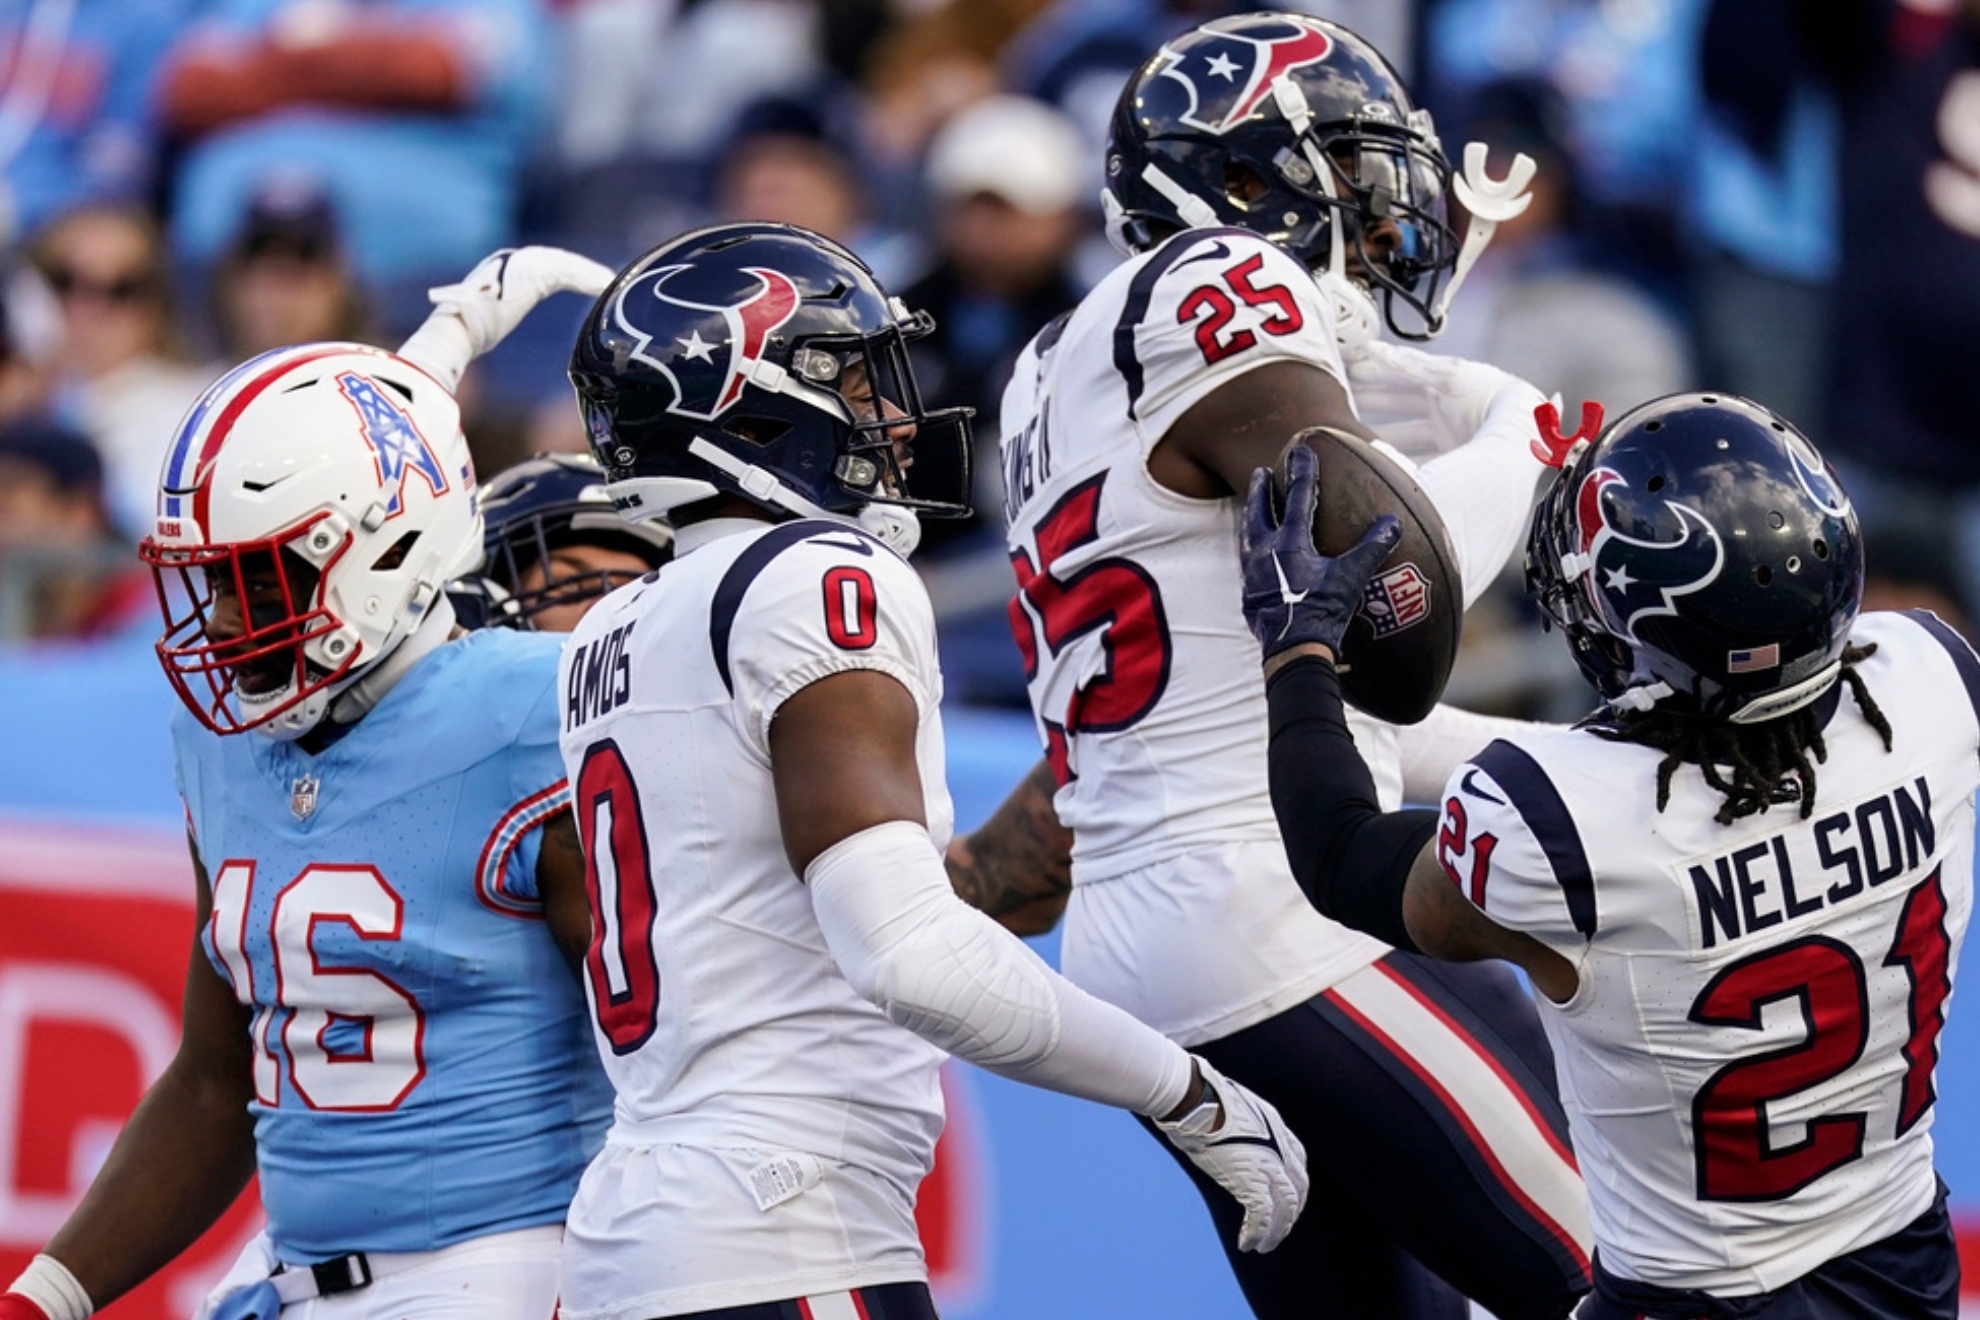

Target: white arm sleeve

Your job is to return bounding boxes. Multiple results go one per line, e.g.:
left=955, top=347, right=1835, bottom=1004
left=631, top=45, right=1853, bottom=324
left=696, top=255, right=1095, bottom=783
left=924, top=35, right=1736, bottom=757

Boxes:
left=807, top=820, right=1194, bottom=1118
left=396, top=309, right=477, bottom=394
left=1411, top=379, right=1551, bottom=609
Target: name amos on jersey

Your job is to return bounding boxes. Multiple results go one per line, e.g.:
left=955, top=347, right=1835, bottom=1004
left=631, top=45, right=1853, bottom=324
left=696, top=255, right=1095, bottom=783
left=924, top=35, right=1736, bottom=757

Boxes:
left=566, top=619, right=636, bottom=731
left=1687, top=776, right=1936, bottom=949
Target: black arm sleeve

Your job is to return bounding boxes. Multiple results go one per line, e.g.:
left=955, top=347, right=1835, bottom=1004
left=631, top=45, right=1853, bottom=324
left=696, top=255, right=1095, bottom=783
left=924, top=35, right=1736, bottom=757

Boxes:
left=1265, top=654, right=1436, bottom=954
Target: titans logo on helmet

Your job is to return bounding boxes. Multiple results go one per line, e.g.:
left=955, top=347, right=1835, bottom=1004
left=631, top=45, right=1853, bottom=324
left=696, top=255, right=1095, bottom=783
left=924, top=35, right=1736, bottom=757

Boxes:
left=336, top=371, right=448, bottom=518
left=1576, top=467, right=1725, bottom=644
left=613, top=263, right=802, bottom=422
left=1154, top=14, right=1333, bottom=135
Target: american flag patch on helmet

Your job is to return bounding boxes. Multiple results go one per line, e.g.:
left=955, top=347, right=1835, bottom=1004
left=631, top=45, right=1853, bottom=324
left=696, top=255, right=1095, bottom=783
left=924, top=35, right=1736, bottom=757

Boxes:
left=1726, top=644, right=1781, bottom=673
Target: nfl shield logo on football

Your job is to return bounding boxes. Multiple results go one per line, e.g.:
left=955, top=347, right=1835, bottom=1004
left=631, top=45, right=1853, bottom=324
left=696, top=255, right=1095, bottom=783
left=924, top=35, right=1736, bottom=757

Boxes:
left=290, top=773, right=320, bottom=821
left=1361, top=562, right=1431, bottom=636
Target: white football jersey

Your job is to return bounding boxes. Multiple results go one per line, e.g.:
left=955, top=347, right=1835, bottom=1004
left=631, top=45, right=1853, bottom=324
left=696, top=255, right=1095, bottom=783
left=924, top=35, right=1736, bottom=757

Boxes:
left=1436, top=611, right=1975, bottom=1295
left=999, top=227, right=1393, bottom=1043
left=555, top=518, right=953, bottom=1317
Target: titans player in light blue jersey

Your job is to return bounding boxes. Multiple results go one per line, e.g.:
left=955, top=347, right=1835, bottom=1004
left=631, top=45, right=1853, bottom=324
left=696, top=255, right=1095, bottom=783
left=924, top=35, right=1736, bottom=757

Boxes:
left=0, top=249, right=620, bottom=1320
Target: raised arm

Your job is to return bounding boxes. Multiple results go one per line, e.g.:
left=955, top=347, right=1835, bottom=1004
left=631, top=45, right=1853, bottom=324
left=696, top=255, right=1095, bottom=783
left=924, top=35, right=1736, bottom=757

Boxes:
left=1240, top=448, right=1578, bottom=1002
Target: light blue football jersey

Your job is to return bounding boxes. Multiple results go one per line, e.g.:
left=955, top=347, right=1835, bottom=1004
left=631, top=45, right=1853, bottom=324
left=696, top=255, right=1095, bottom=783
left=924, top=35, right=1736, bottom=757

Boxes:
left=173, top=628, right=610, bottom=1261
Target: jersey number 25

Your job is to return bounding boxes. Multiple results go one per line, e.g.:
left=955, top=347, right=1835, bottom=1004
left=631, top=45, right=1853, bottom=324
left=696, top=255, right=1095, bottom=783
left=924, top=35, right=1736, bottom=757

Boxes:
left=1176, top=254, right=1304, bottom=365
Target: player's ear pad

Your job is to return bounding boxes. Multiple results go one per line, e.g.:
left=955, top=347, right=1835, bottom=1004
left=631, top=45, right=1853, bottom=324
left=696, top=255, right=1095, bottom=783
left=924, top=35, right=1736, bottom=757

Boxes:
left=1293, top=426, right=1462, bottom=725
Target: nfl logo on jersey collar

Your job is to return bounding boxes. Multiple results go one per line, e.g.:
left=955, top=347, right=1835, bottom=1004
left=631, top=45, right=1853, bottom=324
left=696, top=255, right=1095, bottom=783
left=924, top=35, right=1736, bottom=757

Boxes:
left=291, top=772, right=320, bottom=821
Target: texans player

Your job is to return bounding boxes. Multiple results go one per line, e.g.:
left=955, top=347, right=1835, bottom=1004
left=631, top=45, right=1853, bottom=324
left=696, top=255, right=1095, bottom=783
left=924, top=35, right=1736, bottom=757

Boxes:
left=556, top=221, right=1307, bottom=1320
left=1246, top=394, right=1967, bottom=1320
left=461, top=452, right=673, bottom=633
left=971, top=13, right=1593, bottom=1319
left=0, top=248, right=618, bottom=1320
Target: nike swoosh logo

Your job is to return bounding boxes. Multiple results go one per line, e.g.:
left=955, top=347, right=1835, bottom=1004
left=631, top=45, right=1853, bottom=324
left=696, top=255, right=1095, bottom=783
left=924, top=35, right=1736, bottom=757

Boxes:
left=810, top=534, right=876, bottom=556
left=1460, top=768, right=1505, bottom=804
left=1273, top=556, right=1307, bottom=604
left=1175, top=239, right=1232, bottom=268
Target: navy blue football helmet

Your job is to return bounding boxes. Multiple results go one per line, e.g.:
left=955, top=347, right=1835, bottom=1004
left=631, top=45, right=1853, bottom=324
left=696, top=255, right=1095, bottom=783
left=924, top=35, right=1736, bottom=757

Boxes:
left=1105, top=12, right=1458, bottom=338
left=570, top=223, right=972, bottom=527
left=470, top=453, right=672, bottom=628
left=1526, top=393, right=1865, bottom=724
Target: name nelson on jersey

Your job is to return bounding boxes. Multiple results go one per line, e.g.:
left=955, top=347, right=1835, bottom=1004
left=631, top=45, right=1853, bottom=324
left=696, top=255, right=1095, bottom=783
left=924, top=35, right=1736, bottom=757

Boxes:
left=1685, top=776, right=1937, bottom=949
left=567, top=619, right=636, bottom=730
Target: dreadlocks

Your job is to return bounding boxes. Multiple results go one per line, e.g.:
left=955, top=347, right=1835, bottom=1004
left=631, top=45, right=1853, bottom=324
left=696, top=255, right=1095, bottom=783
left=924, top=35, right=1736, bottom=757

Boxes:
left=1597, top=644, right=1894, bottom=825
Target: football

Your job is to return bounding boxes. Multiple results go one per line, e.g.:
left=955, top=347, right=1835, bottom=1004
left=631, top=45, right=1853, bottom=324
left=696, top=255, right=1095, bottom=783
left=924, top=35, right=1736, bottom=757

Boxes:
left=1294, top=426, right=1463, bottom=725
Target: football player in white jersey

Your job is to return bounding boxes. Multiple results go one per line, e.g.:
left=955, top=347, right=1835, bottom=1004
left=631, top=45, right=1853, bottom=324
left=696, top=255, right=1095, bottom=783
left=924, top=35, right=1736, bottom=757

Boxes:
left=969, top=12, right=1594, bottom=1320
left=1245, top=394, right=1969, bottom=1320
left=0, top=247, right=622, bottom=1320
left=554, top=221, right=1307, bottom=1320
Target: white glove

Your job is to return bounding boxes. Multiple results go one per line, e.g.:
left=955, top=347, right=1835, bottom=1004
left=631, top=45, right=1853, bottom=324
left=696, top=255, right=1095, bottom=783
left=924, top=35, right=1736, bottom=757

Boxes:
left=1154, top=1057, right=1308, bottom=1253
left=427, top=245, right=616, bottom=357
left=1346, top=339, right=1545, bottom=463
left=397, top=245, right=616, bottom=392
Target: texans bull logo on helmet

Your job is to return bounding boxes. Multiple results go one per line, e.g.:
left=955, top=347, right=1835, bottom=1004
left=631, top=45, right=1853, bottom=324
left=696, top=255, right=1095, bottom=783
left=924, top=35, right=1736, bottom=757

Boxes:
left=613, top=262, right=802, bottom=421
left=1784, top=427, right=1852, bottom=518
left=1576, top=467, right=1726, bottom=645
left=1154, top=13, right=1333, bottom=135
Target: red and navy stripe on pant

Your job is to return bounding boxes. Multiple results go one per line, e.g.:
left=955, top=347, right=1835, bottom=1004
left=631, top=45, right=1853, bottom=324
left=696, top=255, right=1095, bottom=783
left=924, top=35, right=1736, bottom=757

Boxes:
left=1146, top=950, right=1592, bottom=1320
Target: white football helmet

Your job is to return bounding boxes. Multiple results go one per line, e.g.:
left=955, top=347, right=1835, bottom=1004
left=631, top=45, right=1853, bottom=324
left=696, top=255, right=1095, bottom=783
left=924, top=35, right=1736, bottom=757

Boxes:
left=140, top=342, right=482, bottom=737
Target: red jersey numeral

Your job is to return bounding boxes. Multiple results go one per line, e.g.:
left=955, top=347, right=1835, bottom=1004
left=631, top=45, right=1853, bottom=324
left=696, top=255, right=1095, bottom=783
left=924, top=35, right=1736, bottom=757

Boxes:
left=1177, top=253, right=1305, bottom=365
left=1436, top=797, right=1498, bottom=907
left=1884, top=868, right=1953, bottom=1136
left=209, top=861, right=427, bottom=1111
left=1008, top=473, right=1172, bottom=784
left=823, top=565, right=878, bottom=650
left=575, top=739, right=661, bottom=1055
left=1688, top=867, right=1953, bottom=1201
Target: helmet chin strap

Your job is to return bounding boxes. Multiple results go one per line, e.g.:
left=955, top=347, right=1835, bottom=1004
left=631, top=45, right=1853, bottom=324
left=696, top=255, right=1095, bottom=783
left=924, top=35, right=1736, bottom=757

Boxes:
left=243, top=683, right=331, bottom=742
left=1137, top=162, right=1221, bottom=231
left=685, top=436, right=922, bottom=556
left=1610, top=680, right=1675, bottom=714
left=329, top=592, right=457, bottom=725
left=1270, top=79, right=1352, bottom=290
left=1100, top=188, right=1137, bottom=256
left=247, top=592, right=458, bottom=739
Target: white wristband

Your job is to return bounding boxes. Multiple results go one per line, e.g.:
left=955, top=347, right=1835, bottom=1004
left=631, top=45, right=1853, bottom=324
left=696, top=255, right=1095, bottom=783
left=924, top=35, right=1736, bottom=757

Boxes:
left=7, top=1254, right=92, bottom=1320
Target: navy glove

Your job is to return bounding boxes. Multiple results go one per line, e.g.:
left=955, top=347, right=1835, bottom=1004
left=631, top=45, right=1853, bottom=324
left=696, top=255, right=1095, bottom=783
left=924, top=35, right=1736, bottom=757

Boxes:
left=1240, top=444, right=1403, bottom=660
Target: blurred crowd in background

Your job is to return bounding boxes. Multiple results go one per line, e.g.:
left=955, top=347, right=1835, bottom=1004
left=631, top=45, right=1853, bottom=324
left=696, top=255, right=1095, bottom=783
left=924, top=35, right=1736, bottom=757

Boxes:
left=0, top=0, right=1974, bottom=729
